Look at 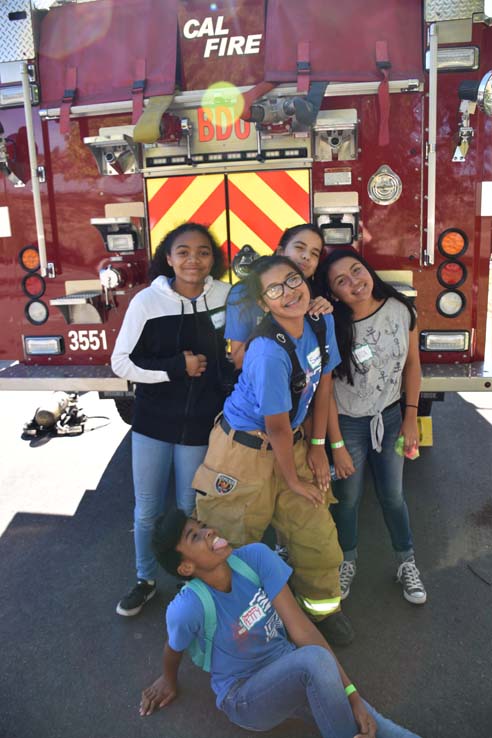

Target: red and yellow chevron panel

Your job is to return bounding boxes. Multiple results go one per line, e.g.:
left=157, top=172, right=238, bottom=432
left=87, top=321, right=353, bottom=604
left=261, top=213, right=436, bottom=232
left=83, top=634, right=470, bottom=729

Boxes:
left=228, top=170, right=310, bottom=258
left=147, top=173, right=228, bottom=254
left=146, top=169, right=310, bottom=267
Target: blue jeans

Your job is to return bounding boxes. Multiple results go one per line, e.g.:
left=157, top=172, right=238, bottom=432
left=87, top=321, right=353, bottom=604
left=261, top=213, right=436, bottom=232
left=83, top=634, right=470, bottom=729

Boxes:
left=132, top=431, right=207, bottom=581
left=221, top=645, right=421, bottom=737
left=331, top=404, right=414, bottom=562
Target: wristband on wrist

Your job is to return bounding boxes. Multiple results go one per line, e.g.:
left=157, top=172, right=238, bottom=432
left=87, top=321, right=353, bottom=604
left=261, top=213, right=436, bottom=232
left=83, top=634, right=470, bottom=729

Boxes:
left=310, top=438, right=325, bottom=446
left=345, top=683, right=357, bottom=697
left=330, top=440, right=345, bottom=449
left=405, top=404, right=419, bottom=409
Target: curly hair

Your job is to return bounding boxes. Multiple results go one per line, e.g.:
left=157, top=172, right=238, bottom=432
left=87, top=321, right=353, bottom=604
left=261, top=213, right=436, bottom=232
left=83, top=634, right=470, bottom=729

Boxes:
left=149, top=222, right=227, bottom=281
left=152, top=508, right=190, bottom=579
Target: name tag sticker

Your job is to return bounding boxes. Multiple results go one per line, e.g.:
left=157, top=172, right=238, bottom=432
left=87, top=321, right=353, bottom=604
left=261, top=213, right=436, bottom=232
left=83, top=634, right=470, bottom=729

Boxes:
left=354, top=344, right=373, bottom=363
left=211, top=311, right=225, bottom=329
left=307, top=347, right=322, bottom=371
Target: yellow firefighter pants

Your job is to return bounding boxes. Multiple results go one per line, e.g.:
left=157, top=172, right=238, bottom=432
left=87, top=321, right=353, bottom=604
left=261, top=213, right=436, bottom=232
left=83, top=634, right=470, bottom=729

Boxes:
left=193, top=423, right=343, bottom=620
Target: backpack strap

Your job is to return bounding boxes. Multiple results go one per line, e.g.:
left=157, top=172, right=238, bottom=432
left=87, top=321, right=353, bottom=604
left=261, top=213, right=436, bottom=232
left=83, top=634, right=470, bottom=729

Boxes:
left=184, top=579, right=217, bottom=673
left=305, top=313, right=329, bottom=368
left=250, top=314, right=306, bottom=422
left=228, top=554, right=261, bottom=586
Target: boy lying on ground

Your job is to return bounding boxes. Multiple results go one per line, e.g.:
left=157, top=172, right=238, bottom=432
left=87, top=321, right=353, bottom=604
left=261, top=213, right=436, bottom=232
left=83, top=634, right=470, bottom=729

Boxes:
left=140, top=509, right=421, bottom=738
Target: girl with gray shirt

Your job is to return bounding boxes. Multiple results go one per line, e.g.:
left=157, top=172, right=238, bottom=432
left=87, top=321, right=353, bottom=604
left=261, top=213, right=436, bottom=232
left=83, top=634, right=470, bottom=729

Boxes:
left=318, top=250, right=426, bottom=606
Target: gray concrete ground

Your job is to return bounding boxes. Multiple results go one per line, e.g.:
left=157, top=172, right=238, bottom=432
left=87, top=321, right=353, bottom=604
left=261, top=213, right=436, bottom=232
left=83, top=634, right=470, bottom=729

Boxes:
left=0, top=392, right=491, bottom=738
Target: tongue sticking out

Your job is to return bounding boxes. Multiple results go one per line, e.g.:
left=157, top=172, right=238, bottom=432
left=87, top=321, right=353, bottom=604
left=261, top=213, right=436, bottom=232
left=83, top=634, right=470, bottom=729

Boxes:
left=212, top=536, right=229, bottom=551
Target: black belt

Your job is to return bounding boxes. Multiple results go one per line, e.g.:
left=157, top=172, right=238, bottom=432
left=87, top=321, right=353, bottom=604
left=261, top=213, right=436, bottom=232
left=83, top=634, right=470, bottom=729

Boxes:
left=220, top=416, right=302, bottom=450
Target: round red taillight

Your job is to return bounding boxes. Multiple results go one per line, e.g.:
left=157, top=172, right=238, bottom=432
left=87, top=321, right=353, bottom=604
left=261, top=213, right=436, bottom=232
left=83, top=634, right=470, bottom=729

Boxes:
left=22, top=273, right=46, bottom=298
left=437, top=260, right=466, bottom=288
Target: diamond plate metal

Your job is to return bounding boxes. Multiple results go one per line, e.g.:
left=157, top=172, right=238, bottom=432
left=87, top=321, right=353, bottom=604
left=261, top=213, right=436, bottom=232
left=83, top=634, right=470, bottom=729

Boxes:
left=0, top=1, right=37, bottom=63
left=425, top=0, right=484, bottom=21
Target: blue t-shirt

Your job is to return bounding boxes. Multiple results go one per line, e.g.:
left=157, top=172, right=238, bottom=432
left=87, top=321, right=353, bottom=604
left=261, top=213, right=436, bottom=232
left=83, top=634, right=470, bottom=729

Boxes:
left=224, top=313, right=340, bottom=431
left=225, top=282, right=264, bottom=343
left=166, top=543, right=294, bottom=708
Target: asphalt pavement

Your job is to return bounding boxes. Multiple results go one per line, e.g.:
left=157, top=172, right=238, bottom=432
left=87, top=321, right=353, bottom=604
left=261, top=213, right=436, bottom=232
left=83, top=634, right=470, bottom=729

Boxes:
left=0, top=391, right=491, bottom=738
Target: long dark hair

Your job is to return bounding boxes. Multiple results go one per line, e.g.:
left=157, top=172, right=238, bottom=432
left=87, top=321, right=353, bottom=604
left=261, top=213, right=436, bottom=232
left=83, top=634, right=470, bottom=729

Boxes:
left=277, top=222, right=324, bottom=253
left=316, top=249, right=417, bottom=385
left=245, top=254, right=308, bottom=307
left=149, top=222, right=227, bottom=281
left=226, top=222, right=321, bottom=315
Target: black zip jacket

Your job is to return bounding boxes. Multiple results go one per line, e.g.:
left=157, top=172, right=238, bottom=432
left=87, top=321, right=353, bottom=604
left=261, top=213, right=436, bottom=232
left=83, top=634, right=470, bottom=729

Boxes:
left=111, top=276, right=232, bottom=444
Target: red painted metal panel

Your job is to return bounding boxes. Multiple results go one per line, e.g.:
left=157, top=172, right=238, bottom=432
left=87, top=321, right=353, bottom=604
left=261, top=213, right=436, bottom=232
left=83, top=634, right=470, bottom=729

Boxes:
left=264, top=0, right=423, bottom=84
left=177, top=0, right=265, bottom=90
left=39, top=0, right=177, bottom=108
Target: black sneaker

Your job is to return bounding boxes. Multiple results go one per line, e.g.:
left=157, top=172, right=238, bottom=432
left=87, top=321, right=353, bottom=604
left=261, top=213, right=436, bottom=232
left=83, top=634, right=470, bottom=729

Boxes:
left=116, top=580, right=156, bottom=616
left=316, top=611, right=355, bottom=646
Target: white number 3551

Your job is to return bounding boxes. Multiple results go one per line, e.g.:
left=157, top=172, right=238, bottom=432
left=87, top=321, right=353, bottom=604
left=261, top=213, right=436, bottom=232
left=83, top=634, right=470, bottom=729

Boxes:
left=68, top=329, right=108, bottom=352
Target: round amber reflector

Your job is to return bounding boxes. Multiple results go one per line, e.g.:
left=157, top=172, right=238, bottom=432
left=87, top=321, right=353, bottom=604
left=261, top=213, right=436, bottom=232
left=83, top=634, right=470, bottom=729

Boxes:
left=22, top=273, right=46, bottom=298
left=438, top=229, right=467, bottom=258
left=19, top=246, right=40, bottom=272
left=437, top=260, right=466, bottom=288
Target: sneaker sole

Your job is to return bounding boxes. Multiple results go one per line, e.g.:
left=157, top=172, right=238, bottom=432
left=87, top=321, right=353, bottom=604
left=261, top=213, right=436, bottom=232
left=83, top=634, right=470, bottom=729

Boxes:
left=403, top=590, right=427, bottom=605
left=340, top=589, right=350, bottom=601
left=116, top=587, right=156, bottom=616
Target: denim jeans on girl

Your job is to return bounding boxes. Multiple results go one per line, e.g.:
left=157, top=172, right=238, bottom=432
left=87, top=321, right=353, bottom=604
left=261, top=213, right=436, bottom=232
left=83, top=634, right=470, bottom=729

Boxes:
left=331, top=403, right=414, bottom=562
left=132, top=431, right=207, bottom=581
left=221, top=645, right=421, bottom=737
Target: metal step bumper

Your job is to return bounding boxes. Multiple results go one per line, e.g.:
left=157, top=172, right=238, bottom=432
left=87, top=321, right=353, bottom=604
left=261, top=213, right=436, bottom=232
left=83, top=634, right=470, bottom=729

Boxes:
left=0, top=361, right=490, bottom=393
left=421, top=362, right=492, bottom=392
left=0, top=363, right=129, bottom=391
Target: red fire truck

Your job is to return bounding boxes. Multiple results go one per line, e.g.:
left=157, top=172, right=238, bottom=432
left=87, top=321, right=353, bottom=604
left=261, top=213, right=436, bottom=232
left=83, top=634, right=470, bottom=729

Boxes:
left=0, top=0, right=491, bottom=430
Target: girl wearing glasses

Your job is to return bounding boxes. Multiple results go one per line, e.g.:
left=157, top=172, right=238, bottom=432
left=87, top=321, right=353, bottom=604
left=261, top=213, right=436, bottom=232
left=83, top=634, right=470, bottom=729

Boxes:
left=192, top=255, right=353, bottom=647
left=225, top=224, right=331, bottom=369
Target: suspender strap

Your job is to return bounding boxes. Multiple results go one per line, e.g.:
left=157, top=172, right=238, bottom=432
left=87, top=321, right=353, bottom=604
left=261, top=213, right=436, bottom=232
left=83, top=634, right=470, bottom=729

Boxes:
left=60, top=66, right=77, bottom=135
left=296, top=41, right=311, bottom=93
left=250, top=314, right=306, bottom=422
left=375, top=40, right=391, bottom=147
left=305, top=314, right=328, bottom=368
left=131, top=58, right=147, bottom=124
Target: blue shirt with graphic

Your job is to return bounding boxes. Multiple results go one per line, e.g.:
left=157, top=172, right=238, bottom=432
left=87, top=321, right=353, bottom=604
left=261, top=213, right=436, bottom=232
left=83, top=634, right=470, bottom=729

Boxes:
left=166, top=543, right=294, bottom=707
left=225, top=281, right=264, bottom=343
left=224, top=313, right=340, bottom=431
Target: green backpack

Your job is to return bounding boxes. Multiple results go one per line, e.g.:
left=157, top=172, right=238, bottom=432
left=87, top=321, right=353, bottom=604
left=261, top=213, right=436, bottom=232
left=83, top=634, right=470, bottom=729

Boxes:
left=183, top=553, right=260, bottom=672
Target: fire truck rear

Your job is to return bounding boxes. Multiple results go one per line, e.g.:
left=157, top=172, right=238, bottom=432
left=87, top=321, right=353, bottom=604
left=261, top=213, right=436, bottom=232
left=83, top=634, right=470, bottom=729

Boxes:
left=0, top=0, right=491, bottom=430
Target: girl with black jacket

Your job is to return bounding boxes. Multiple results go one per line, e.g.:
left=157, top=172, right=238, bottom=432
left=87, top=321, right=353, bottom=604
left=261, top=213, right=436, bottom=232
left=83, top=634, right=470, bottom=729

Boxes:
left=111, top=223, right=232, bottom=616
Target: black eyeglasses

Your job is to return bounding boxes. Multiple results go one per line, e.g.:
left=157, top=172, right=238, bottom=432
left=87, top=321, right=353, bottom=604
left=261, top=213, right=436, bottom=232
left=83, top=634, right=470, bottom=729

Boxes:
left=261, top=272, right=304, bottom=300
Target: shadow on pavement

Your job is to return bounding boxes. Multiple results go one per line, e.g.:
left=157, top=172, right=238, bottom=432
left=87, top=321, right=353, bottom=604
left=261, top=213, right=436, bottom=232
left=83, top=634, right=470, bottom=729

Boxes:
left=0, top=393, right=491, bottom=738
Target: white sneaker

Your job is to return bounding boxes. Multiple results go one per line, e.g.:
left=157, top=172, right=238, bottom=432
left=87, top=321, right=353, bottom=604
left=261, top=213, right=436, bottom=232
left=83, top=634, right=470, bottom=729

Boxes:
left=339, top=560, right=357, bottom=600
left=274, top=544, right=289, bottom=563
left=396, top=557, right=427, bottom=605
